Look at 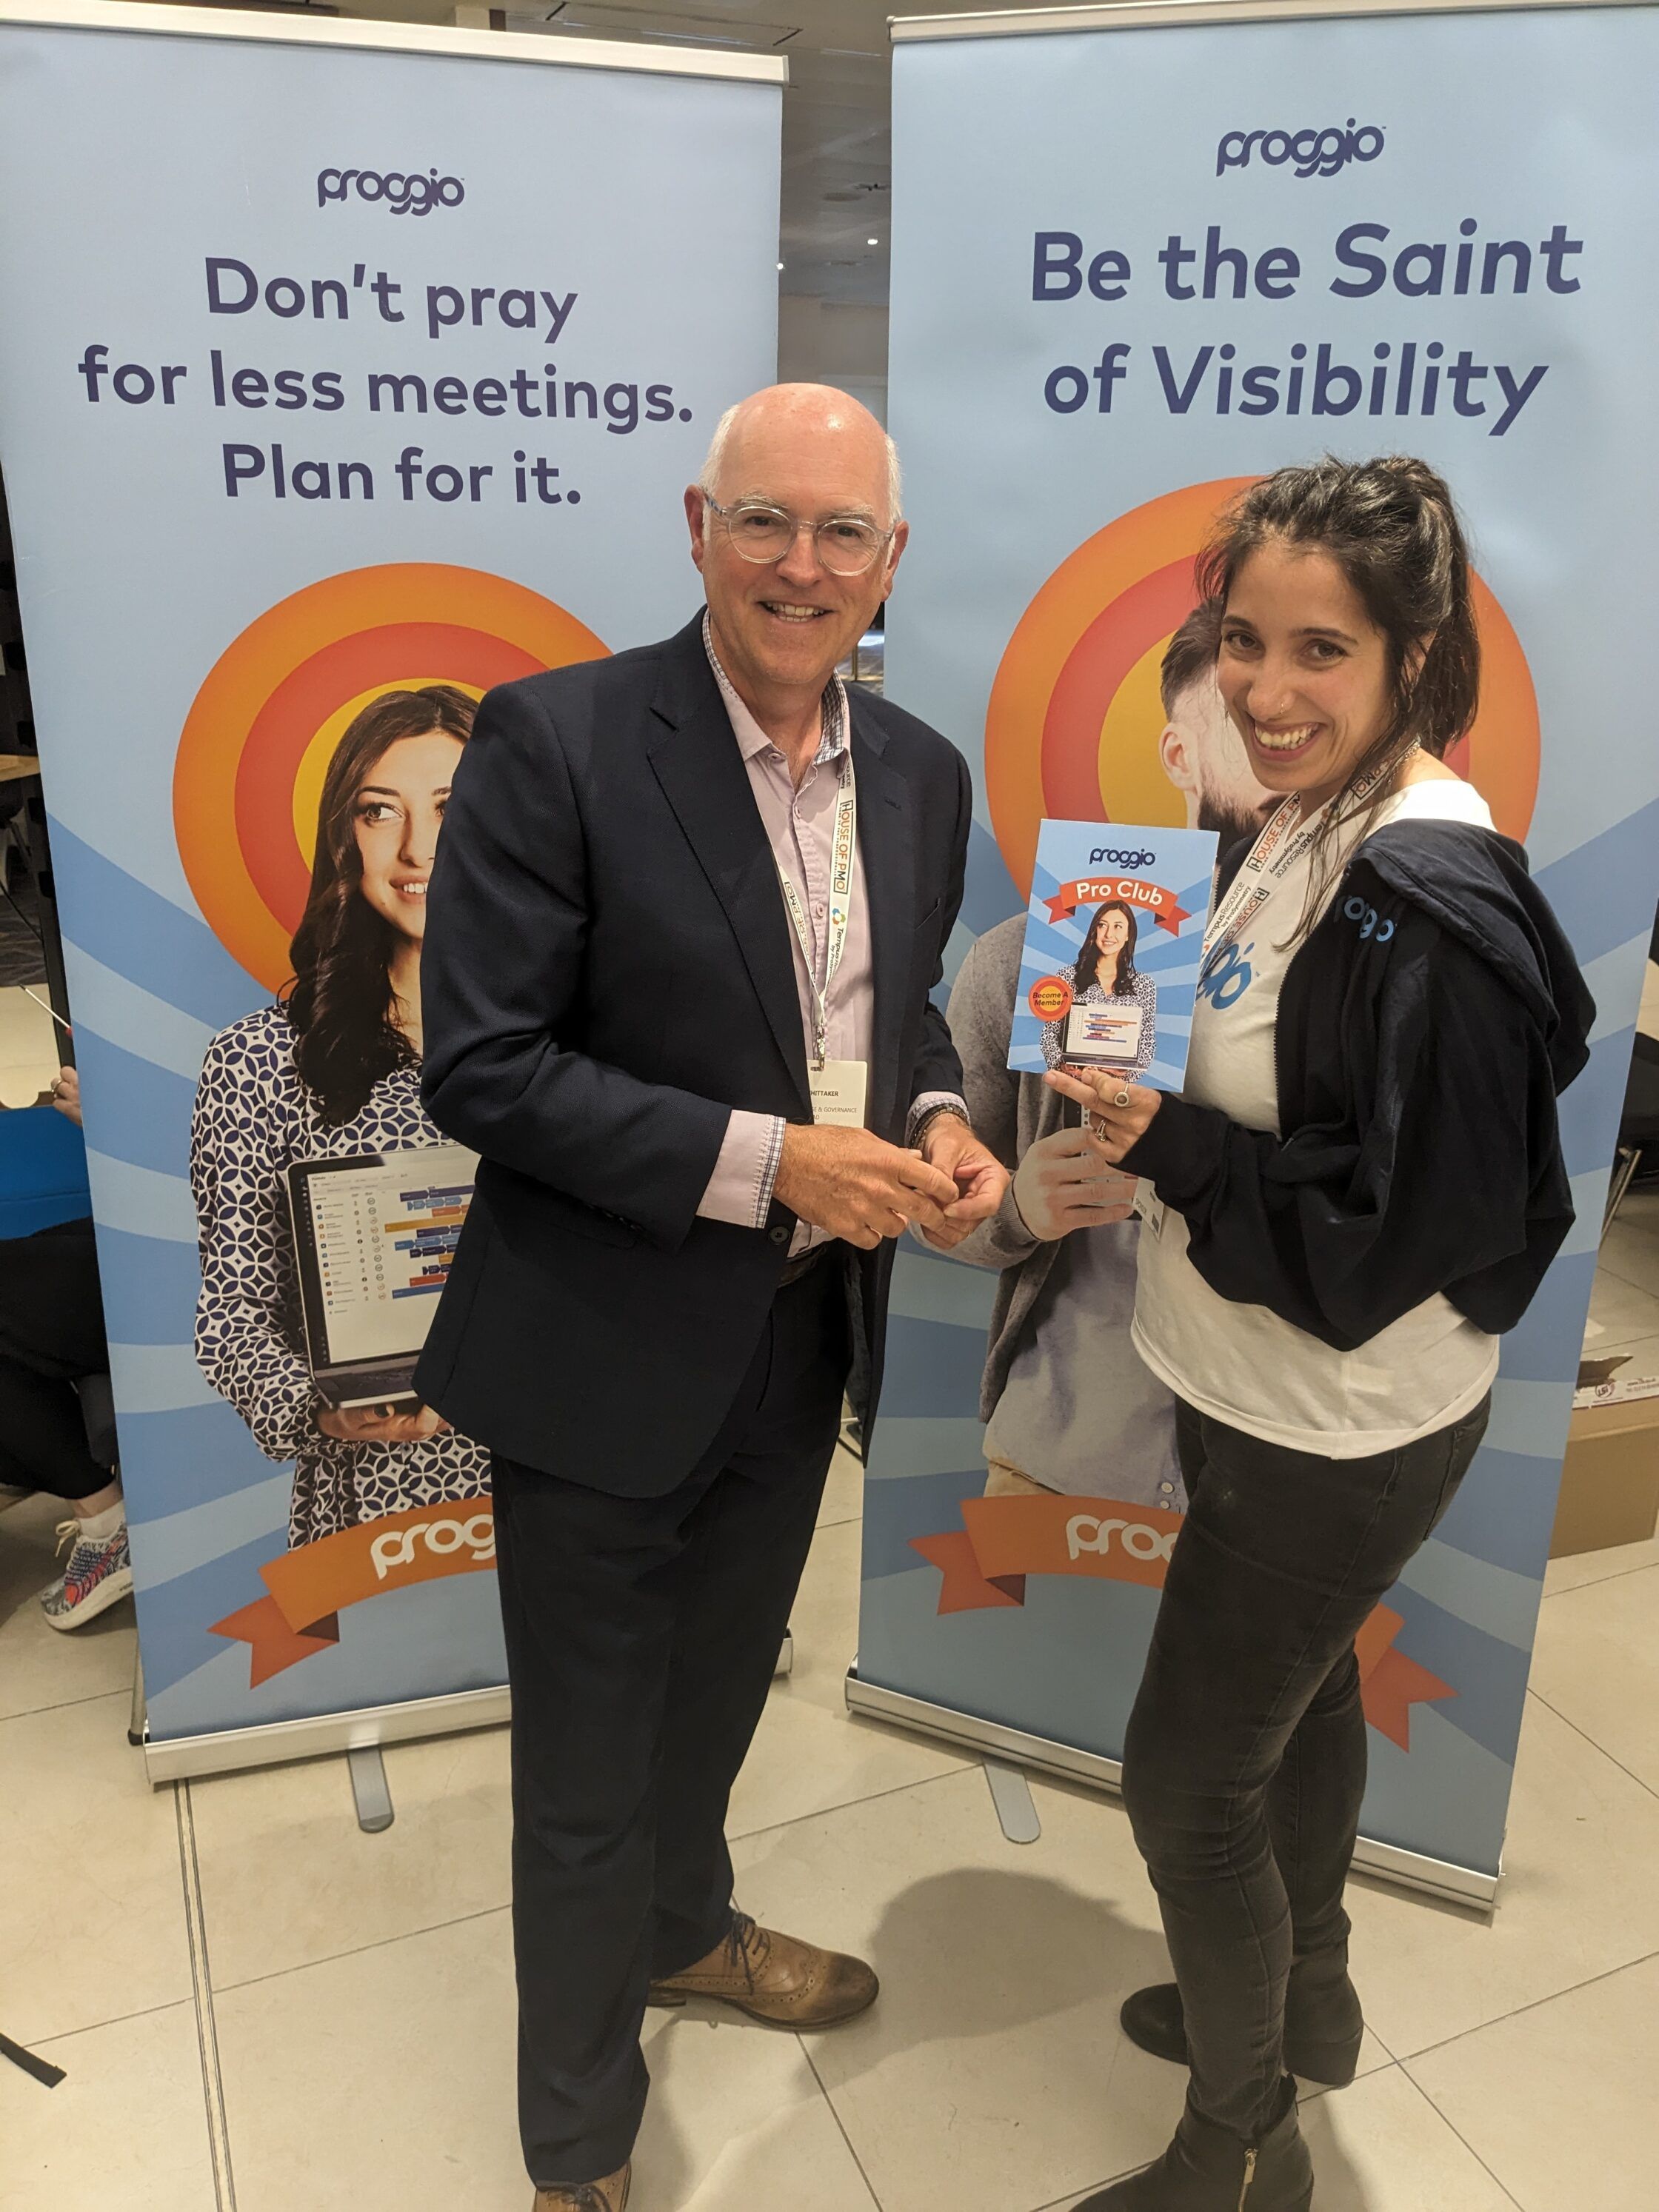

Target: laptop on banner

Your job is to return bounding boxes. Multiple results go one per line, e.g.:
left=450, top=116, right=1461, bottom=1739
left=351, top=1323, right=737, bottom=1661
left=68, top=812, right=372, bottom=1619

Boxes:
left=287, top=1145, right=478, bottom=1410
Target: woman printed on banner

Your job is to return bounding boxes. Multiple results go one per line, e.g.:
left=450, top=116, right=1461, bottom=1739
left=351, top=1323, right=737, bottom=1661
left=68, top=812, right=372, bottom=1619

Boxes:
left=1039, top=898, right=1159, bottom=1081
left=189, top=686, right=492, bottom=1551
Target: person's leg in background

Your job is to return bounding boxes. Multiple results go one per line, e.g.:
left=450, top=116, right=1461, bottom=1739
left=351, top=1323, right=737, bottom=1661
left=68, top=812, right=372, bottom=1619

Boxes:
left=0, top=1220, right=129, bottom=1628
left=1078, top=1397, right=1488, bottom=2209
left=493, top=1259, right=867, bottom=2207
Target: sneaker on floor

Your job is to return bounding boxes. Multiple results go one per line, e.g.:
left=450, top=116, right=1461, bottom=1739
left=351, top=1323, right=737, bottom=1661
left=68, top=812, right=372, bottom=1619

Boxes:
left=41, top=1514, right=133, bottom=1630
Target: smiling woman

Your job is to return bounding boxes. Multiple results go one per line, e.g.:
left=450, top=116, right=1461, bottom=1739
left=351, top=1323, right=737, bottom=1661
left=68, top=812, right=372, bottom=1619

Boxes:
left=188, top=684, right=493, bottom=1549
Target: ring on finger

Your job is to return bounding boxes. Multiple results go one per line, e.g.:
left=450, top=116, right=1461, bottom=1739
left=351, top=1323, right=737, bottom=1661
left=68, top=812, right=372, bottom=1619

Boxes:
left=1112, top=1087, right=1131, bottom=1109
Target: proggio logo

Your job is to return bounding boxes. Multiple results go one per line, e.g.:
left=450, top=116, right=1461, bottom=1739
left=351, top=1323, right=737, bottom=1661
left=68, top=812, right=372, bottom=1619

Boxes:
left=318, top=167, right=464, bottom=215
left=1216, top=121, right=1384, bottom=180
left=370, top=1511, right=495, bottom=1581
left=1066, top=1514, right=1179, bottom=1566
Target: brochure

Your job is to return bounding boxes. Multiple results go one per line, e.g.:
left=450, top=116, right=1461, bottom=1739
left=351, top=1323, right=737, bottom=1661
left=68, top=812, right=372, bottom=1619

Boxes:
left=1007, top=819, right=1219, bottom=1092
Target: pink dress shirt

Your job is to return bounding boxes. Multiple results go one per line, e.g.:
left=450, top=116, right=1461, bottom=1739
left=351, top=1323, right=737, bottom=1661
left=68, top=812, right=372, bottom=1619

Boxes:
left=695, top=617, right=964, bottom=1249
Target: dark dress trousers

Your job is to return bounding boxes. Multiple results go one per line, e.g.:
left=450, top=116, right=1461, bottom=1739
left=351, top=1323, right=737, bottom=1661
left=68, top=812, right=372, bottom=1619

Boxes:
left=415, top=611, right=971, bottom=2185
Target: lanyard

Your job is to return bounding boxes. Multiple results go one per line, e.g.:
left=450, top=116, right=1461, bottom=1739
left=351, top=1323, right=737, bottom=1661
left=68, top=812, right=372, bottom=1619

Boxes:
left=1204, top=739, right=1419, bottom=958
left=775, top=749, right=857, bottom=1070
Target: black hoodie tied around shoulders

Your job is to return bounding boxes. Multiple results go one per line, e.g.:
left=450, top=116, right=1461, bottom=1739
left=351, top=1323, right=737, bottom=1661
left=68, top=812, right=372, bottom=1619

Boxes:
left=1121, top=820, right=1596, bottom=1354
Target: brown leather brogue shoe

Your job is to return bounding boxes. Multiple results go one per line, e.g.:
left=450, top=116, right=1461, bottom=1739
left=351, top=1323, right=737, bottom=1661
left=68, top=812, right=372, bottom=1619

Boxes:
left=532, top=2160, right=630, bottom=2211
left=648, top=1911, right=878, bottom=2028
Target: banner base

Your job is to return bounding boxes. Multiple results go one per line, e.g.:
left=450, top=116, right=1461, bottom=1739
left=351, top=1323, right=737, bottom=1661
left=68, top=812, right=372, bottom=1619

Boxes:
left=845, top=1667, right=1499, bottom=1914
left=140, top=1683, right=511, bottom=1785
left=141, top=1632, right=799, bottom=1784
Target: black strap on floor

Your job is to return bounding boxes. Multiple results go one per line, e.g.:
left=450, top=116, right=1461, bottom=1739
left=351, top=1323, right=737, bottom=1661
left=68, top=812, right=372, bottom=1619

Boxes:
left=0, top=2030, right=65, bottom=2088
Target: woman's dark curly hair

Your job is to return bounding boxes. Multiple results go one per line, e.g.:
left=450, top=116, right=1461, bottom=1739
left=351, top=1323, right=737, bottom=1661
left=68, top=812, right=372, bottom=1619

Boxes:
left=1195, top=455, right=1482, bottom=936
left=284, top=685, right=475, bottom=1124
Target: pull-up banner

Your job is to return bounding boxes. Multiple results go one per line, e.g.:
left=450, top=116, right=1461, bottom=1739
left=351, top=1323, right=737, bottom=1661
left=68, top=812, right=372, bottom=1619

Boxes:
left=0, top=0, right=782, bottom=1765
left=861, top=0, right=1659, bottom=1893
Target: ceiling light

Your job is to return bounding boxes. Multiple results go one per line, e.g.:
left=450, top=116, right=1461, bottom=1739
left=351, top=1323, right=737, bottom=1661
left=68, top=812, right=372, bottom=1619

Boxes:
left=867, top=236, right=879, bottom=246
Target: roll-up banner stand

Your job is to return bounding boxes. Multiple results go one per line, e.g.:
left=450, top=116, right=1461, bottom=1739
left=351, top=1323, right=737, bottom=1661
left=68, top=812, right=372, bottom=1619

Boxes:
left=0, top=1, right=784, bottom=1780
left=855, top=0, right=1659, bottom=1905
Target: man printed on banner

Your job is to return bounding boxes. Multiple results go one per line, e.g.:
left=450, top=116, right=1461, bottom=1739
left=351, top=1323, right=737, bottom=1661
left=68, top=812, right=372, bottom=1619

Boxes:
left=932, top=600, right=1275, bottom=1511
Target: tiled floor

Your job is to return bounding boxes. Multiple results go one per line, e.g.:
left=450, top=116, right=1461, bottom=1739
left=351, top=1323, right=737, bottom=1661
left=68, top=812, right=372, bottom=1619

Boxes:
left=4, top=1206, right=1659, bottom=2210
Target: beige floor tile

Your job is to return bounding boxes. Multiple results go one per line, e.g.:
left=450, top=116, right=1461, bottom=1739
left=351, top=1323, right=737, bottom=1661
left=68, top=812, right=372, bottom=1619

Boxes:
left=1543, top=1528, right=1659, bottom=1595
left=630, top=2012, right=879, bottom=2212
left=1585, top=1266, right=1659, bottom=1349
left=1344, top=1696, right=1659, bottom=2059
left=1598, top=1190, right=1659, bottom=1295
left=727, top=1766, right=1205, bottom=2212
left=1407, top=1953, right=1659, bottom=2212
left=0, top=2000, right=216, bottom=2212
left=1295, top=2065, right=1519, bottom=2211
left=214, top=1910, right=524, bottom=2212
left=730, top=1517, right=975, bottom=1842
left=213, top=1908, right=872, bottom=2212
left=818, top=1438, right=864, bottom=1528
left=1528, top=1564, right=1659, bottom=1791
left=0, top=1489, right=136, bottom=1722
left=0, top=1691, right=192, bottom=2046
left=189, top=1722, right=512, bottom=1991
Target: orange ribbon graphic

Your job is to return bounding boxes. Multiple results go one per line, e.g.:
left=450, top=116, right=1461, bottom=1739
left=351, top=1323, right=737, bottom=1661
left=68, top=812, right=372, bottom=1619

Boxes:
left=1044, top=876, right=1190, bottom=935
left=911, top=1494, right=1454, bottom=1750
left=211, top=1499, right=495, bottom=1687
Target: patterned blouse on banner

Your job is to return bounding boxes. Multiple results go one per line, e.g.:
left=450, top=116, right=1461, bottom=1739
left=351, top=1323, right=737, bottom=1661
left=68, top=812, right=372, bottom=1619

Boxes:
left=190, top=1005, right=491, bottom=1548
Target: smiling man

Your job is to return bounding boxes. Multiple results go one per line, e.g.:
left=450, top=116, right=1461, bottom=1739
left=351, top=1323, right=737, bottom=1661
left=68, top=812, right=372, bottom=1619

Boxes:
left=416, top=383, right=1007, bottom=2212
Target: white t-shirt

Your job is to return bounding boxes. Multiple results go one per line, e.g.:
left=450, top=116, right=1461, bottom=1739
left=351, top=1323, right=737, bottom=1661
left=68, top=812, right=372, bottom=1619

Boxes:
left=1132, top=778, right=1500, bottom=1458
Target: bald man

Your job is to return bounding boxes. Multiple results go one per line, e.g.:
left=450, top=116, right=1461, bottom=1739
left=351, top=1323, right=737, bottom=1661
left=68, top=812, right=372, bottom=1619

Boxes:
left=418, top=385, right=1007, bottom=2210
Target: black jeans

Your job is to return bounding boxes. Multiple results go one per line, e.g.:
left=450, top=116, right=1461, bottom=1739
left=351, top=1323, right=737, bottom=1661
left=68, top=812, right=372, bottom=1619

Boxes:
left=0, top=1219, right=111, bottom=1500
left=491, top=1256, right=849, bottom=2188
left=1121, top=1392, right=1490, bottom=2141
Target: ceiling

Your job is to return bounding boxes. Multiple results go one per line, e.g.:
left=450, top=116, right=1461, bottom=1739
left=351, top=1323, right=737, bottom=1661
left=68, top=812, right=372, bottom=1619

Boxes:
left=335, top=0, right=1073, bottom=310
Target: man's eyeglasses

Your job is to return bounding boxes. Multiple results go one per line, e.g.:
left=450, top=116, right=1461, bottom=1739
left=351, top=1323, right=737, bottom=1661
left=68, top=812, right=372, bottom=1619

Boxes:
left=704, top=496, right=894, bottom=578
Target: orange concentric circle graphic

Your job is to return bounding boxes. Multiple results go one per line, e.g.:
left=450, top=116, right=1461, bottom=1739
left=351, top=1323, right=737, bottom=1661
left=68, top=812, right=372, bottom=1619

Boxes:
left=984, top=478, right=1540, bottom=898
left=175, top=564, right=607, bottom=989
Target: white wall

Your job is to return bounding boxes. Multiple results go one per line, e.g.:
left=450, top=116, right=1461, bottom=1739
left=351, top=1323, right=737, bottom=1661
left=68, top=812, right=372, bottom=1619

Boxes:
left=778, top=298, right=888, bottom=424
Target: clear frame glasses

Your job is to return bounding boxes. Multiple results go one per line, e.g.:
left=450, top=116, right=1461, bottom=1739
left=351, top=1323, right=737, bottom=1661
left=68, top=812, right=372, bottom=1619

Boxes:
left=704, top=495, right=893, bottom=578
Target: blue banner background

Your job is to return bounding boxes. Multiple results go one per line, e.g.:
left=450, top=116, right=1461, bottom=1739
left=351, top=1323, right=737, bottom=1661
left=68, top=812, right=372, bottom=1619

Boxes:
left=872, top=2, right=1659, bottom=1878
left=0, top=18, right=781, bottom=1744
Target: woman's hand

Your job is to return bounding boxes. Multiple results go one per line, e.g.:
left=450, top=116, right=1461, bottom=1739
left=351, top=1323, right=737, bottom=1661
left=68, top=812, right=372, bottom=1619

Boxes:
left=49, top=1066, right=82, bottom=1126
left=1041, top=1067, right=1163, bottom=1166
left=316, top=1400, right=452, bottom=1444
left=1012, top=1127, right=1138, bottom=1240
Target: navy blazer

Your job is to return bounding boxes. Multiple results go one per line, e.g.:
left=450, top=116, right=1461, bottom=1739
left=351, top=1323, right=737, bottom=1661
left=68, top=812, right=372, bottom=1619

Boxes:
left=414, top=612, right=971, bottom=1491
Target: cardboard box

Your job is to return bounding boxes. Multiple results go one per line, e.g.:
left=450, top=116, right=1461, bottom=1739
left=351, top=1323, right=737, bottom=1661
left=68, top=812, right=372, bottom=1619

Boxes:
left=1550, top=1386, right=1659, bottom=1557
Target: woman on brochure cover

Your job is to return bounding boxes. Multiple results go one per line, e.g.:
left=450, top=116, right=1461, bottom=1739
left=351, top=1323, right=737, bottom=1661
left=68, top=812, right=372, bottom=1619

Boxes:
left=1040, top=898, right=1159, bottom=1080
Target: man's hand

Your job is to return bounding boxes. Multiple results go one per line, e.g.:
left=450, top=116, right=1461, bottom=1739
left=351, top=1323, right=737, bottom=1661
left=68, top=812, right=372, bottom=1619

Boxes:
left=774, top=1123, right=959, bottom=1250
left=1011, top=1126, right=1138, bottom=1240
left=914, top=1111, right=1012, bottom=1250
left=316, top=1400, right=453, bottom=1444
left=1041, top=1068, right=1163, bottom=1166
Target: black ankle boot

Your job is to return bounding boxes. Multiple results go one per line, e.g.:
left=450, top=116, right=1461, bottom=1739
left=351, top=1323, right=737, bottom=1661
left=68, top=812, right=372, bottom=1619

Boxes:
left=1074, top=2075, right=1312, bottom=2211
left=1121, top=1952, right=1363, bottom=2086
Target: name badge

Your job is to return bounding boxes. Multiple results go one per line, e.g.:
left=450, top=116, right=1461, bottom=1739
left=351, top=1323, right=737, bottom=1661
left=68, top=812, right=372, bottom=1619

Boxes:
left=1138, top=1189, right=1166, bottom=1239
left=810, top=1058, right=869, bottom=1129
